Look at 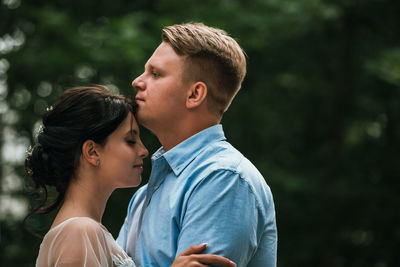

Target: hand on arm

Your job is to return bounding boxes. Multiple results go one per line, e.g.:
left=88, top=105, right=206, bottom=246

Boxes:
left=171, top=243, right=236, bottom=267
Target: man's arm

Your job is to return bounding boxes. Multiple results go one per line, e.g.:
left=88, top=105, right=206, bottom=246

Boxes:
left=176, top=170, right=270, bottom=267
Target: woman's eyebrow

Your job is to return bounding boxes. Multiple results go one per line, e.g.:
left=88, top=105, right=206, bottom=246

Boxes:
left=126, top=129, right=138, bottom=136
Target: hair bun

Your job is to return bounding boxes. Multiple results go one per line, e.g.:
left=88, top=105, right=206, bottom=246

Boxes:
left=25, top=144, right=56, bottom=187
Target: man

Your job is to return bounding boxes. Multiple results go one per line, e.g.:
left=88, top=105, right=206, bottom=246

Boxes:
left=117, top=22, right=277, bottom=267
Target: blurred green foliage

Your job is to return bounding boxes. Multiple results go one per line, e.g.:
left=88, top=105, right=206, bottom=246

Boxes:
left=1, top=0, right=399, bottom=266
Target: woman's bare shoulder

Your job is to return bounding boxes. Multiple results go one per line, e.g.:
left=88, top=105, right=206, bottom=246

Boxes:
left=49, top=217, right=105, bottom=236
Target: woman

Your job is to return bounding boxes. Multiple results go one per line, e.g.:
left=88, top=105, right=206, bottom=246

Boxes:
left=25, top=85, right=236, bottom=267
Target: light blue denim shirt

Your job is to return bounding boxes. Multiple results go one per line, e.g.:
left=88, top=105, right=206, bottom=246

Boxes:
left=117, top=125, right=277, bottom=267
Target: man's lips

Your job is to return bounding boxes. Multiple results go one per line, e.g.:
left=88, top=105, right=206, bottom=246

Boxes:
left=135, top=97, right=144, bottom=102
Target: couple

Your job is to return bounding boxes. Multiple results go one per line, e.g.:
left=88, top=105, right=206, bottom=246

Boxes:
left=26, top=22, right=277, bottom=267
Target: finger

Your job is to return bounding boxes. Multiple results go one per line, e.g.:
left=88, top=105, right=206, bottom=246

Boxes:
left=179, top=243, right=207, bottom=256
left=192, top=254, right=236, bottom=267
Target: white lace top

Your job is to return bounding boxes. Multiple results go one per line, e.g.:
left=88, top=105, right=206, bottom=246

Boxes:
left=36, top=217, right=136, bottom=267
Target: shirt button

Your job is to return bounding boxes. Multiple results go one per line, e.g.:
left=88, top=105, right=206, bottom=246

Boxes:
left=153, top=185, right=158, bottom=190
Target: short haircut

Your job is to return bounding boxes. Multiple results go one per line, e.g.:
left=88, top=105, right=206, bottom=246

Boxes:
left=162, top=22, right=246, bottom=116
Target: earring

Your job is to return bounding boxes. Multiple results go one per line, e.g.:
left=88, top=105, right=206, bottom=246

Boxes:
left=96, top=160, right=100, bottom=166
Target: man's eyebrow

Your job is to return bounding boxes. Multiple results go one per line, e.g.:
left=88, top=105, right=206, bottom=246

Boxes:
left=144, top=62, right=153, bottom=70
left=145, top=62, right=161, bottom=71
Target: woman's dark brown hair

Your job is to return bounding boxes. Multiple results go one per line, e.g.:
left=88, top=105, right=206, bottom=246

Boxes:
left=24, top=85, right=136, bottom=237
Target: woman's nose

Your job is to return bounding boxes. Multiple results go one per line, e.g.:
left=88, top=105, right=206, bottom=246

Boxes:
left=140, top=145, right=149, bottom=159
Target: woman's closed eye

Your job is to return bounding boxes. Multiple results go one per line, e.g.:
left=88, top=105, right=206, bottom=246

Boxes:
left=126, top=139, right=136, bottom=145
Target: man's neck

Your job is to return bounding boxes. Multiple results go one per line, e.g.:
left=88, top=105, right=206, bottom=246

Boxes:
left=158, top=121, right=218, bottom=152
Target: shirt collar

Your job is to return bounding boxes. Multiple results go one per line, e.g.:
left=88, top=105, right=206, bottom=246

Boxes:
left=154, top=124, right=226, bottom=176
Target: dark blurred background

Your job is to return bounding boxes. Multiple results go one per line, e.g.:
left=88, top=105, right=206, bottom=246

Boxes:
left=1, top=0, right=399, bottom=266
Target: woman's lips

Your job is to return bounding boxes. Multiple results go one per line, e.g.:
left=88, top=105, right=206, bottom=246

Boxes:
left=133, top=164, right=143, bottom=170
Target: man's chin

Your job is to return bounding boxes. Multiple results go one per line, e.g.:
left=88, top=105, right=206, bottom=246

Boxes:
left=136, top=114, right=145, bottom=125
left=136, top=113, right=149, bottom=128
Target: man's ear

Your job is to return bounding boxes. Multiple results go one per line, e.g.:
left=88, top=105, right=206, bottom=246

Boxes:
left=186, top=82, right=207, bottom=109
left=82, top=140, right=100, bottom=167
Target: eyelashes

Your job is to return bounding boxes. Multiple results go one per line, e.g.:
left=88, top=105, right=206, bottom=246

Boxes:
left=126, top=140, right=136, bottom=145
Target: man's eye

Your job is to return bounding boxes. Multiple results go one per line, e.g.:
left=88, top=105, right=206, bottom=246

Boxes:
left=127, top=140, right=136, bottom=145
left=151, top=72, right=160, bottom=78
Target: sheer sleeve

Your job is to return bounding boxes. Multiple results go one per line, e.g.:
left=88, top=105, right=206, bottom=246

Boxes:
left=36, top=217, right=133, bottom=267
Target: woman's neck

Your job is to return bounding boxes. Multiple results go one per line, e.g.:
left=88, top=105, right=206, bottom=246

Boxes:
left=51, top=174, right=113, bottom=228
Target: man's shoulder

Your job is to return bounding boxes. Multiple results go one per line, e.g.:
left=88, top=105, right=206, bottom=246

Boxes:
left=197, top=140, right=244, bottom=169
left=198, top=140, right=262, bottom=177
left=195, top=140, right=271, bottom=196
left=188, top=141, right=275, bottom=220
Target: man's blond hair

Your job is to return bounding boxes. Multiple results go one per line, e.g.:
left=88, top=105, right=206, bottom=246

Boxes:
left=162, top=22, right=246, bottom=116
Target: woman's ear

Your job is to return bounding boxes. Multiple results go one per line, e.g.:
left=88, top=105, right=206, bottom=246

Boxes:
left=186, top=81, right=207, bottom=109
left=82, top=140, right=100, bottom=167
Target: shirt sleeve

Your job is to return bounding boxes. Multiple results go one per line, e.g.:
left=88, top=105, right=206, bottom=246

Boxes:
left=49, top=218, right=113, bottom=267
left=175, top=169, right=265, bottom=267
left=116, top=193, right=137, bottom=249
left=116, top=212, right=130, bottom=249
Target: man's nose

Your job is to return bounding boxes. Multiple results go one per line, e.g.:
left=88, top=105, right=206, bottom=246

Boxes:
left=132, top=75, right=145, bottom=91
